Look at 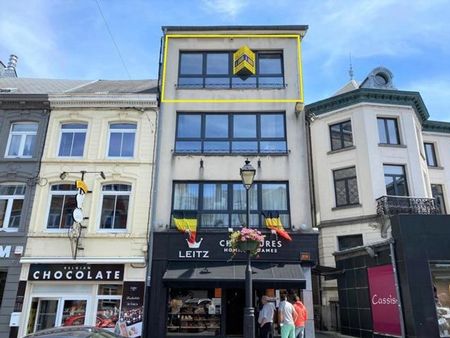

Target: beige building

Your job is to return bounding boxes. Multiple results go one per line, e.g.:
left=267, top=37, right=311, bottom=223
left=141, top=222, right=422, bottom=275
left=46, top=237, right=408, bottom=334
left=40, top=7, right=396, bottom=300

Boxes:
left=17, top=80, right=157, bottom=337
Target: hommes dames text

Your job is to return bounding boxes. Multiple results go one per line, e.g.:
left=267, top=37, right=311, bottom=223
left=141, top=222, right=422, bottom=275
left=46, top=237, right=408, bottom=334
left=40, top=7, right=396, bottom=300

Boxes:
left=220, top=239, right=282, bottom=254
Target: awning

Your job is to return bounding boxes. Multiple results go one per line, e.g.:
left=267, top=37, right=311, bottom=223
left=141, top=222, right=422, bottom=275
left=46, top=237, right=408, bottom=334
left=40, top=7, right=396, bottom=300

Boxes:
left=312, top=265, right=342, bottom=280
left=163, top=261, right=306, bottom=288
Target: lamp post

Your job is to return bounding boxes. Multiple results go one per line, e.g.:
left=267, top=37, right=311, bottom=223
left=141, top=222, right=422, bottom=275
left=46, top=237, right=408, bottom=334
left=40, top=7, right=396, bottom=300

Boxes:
left=240, top=159, right=256, bottom=338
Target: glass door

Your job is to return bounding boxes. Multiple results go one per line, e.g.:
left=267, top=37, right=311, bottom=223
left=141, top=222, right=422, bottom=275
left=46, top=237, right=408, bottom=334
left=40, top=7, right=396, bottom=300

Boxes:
left=34, top=299, right=58, bottom=332
left=61, top=299, right=87, bottom=326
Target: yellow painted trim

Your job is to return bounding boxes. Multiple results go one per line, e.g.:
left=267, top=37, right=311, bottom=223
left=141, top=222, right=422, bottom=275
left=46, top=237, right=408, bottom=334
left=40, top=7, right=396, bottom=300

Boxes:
left=161, top=34, right=305, bottom=103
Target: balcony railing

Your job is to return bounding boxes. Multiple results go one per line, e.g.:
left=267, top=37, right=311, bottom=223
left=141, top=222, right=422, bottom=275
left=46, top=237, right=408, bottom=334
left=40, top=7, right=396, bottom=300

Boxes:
left=376, top=196, right=439, bottom=216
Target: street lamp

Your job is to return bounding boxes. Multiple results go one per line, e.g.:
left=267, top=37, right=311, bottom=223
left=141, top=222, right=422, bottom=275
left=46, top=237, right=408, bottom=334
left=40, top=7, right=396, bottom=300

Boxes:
left=240, top=159, right=256, bottom=338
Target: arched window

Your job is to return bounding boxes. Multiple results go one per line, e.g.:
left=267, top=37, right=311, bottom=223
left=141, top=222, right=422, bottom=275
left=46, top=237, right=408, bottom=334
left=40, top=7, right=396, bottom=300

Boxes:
left=47, top=184, right=77, bottom=229
left=100, top=184, right=131, bottom=230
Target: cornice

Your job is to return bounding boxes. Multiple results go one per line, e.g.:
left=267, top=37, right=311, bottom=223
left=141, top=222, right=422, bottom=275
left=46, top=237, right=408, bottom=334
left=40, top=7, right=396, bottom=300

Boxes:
left=49, top=94, right=158, bottom=108
left=0, top=94, right=50, bottom=110
left=423, top=120, right=450, bottom=134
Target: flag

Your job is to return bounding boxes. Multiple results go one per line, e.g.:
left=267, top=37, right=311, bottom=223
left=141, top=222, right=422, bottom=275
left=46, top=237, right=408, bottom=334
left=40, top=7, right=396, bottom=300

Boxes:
left=173, top=211, right=198, bottom=245
left=262, top=211, right=292, bottom=241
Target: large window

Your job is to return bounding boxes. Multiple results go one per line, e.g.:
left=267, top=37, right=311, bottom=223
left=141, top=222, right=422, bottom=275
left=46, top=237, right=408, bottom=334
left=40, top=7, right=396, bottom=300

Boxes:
left=6, top=122, right=38, bottom=158
left=47, top=184, right=77, bottom=230
left=99, top=184, right=131, bottom=230
left=432, top=184, right=447, bottom=214
left=338, top=234, right=363, bottom=251
left=96, top=284, right=122, bottom=330
left=178, top=51, right=284, bottom=89
left=107, top=123, right=136, bottom=158
left=333, top=167, right=359, bottom=207
left=377, top=117, right=400, bottom=145
left=172, top=182, right=289, bottom=228
left=425, top=143, right=438, bottom=167
left=330, top=120, right=353, bottom=151
left=175, top=113, right=286, bottom=154
left=430, top=263, right=450, bottom=337
left=0, top=184, right=25, bottom=230
left=58, top=123, right=87, bottom=157
left=384, top=165, right=408, bottom=196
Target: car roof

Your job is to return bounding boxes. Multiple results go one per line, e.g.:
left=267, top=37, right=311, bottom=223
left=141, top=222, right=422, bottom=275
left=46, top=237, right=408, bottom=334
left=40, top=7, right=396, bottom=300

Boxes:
left=23, top=326, right=104, bottom=337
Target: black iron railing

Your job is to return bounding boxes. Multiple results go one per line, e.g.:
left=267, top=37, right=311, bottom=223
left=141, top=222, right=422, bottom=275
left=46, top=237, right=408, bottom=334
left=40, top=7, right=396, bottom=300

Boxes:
left=376, top=196, right=439, bottom=216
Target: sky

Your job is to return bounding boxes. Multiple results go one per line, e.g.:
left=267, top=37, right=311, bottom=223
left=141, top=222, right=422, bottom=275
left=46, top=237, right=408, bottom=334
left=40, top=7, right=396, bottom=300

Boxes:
left=1, top=0, right=449, bottom=122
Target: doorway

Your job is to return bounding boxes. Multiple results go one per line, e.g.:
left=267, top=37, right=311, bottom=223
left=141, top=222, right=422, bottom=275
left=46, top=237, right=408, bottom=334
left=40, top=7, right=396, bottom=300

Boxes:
left=225, top=288, right=245, bottom=336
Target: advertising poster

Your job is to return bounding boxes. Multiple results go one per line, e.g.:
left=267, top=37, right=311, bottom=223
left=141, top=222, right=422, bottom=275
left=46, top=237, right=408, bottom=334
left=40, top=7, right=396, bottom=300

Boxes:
left=116, top=282, right=144, bottom=338
left=367, top=264, right=401, bottom=336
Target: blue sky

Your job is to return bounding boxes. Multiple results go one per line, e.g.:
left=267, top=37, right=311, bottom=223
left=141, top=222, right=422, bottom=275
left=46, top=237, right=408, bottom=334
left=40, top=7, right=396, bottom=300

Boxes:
left=1, top=0, right=449, bottom=121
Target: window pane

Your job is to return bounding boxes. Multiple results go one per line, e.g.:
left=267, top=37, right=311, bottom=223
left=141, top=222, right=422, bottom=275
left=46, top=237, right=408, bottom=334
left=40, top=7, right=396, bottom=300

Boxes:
left=204, top=142, right=229, bottom=153
left=96, top=299, right=120, bottom=329
left=338, top=235, right=363, bottom=251
left=201, top=214, right=228, bottom=227
left=261, top=114, right=284, bottom=138
left=12, top=123, right=38, bottom=132
left=233, top=115, right=256, bottom=138
left=205, top=77, right=230, bottom=88
left=51, top=184, right=77, bottom=191
left=335, top=180, right=348, bottom=206
left=260, top=141, right=286, bottom=153
left=259, top=54, right=282, bottom=74
left=113, top=195, right=129, bottom=229
left=62, top=123, right=87, bottom=129
left=102, top=184, right=131, bottom=192
left=178, top=77, right=203, bottom=88
left=203, top=184, right=227, bottom=210
left=231, top=142, right=258, bottom=153
left=330, top=124, right=342, bottom=150
left=342, top=121, right=353, bottom=147
left=180, top=53, right=203, bottom=75
left=425, top=143, right=437, bottom=166
left=395, top=177, right=408, bottom=196
left=0, top=200, right=7, bottom=227
left=0, top=185, right=25, bottom=195
left=47, top=196, right=64, bottom=229
left=59, top=133, right=74, bottom=156
left=9, top=199, right=23, bottom=227
left=384, top=176, right=395, bottom=196
left=262, top=184, right=287, bottom=210
left=110, top=123, right=136, bottom=130
left=100, top=196, right=116, bottom=229
left=231, top=76, right=256, bottom=88
left=61, top=195, right=77, bottom=228
left=98, top=284, right=123, bottom=295
left=384, top=165, right=404, bottom=176
left=205, top=115, right=228, bottom=138
left=62, top=300, right=86, bottom=327
left=23, top=135, right=36, bottom=156
left=377, top=118, right=387, bottom=143
left=121, top=132, right=135, bottom=157
left=258, top=77, right=284, bottom=88
left=387, top=119, right=399, bottom=144
left=206, top=53, right=229, bottom=74
left=108, top=133, right=122, bottom=157
left=334, top=167, right=356, bottom=180
left=7, top=135, right=21, bottom=156
left=175, top=141, right=201, bottom=153
left=173, top=184, right=199, bottom=209
left=71, top=132, right=86, bottom=156
left=177, top=115, right=201, bottom=138
left=232, top=184, right=257, bottom=210
left=348, top=177, right=359, bottom=204
left=231, top=214, right=259, bottom=227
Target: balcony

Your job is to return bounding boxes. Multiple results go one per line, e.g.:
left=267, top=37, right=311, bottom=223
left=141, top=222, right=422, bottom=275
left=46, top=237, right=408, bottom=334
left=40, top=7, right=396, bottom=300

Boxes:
left=376, top=196, right=439, bottom=216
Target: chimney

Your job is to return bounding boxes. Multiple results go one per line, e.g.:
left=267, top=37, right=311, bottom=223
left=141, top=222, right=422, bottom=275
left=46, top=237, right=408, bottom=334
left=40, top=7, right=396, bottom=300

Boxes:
left=1, top=54, right=18, bottom=78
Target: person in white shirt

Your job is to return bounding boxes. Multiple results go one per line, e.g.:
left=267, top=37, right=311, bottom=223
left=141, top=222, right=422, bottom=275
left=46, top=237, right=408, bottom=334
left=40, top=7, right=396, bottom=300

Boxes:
left=278, top=293, right=298, bottom=338
left=258, top=295, right=276, bottom=338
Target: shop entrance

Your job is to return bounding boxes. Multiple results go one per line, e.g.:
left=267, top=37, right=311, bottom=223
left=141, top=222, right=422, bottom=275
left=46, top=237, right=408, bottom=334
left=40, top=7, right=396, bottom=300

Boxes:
left=225, top=288, right=245, bottom=336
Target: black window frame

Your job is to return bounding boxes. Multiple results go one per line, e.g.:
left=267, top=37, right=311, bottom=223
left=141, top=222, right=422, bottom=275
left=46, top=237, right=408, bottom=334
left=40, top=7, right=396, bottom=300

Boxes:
left=333, top=166, right=359, bottom=207
left=329, top=120, right=353, bottom=151
left=383, top=164, right=409, bottom=196
left=177, top=51, right=285, bottom=89
left=337, top=234, right=363, bottom=251
left=424, top=143, right=438, bottom=167
left=431, top=184, right=447, bottom=214
left=377, top=117, right=400, bottom=145
left=171, top=181, right=290, bottom=229
left=174, top=112, right=287, bottom=155
left=0, top=271, right=6, bottom=308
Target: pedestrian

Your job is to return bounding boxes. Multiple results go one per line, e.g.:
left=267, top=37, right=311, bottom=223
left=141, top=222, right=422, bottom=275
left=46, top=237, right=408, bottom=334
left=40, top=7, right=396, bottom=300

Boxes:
left=278, top=292, right=298, bottom=338
left=258, top=295, right=276, bottom=338
left=292, top=295, right=307, bottom=338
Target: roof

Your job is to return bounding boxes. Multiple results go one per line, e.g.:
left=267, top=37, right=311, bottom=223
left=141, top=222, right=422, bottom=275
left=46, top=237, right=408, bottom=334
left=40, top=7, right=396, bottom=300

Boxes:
left=333, top=79, right=359, bottom=96
left=0, top=78, right=90, bottom=94
left=162, top=25, right=308, bottom=33
left=423, top=120, right=450, bottom=134
left=67, top=79, right=157, bottom=94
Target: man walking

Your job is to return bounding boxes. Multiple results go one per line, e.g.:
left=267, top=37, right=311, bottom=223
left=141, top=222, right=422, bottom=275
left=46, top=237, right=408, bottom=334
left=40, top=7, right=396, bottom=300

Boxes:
left=258, top=295, right=275, bottom=338
left=293, top=295, right=307, bottom=338
left=278, top=293, right=298, bottom=338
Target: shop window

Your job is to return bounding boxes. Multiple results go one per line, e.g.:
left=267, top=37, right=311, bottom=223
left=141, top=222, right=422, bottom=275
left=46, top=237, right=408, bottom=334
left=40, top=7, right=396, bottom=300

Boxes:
left=338, top=234, right=363, bottom=251
left=384, top=165, right=408, bottom=196
left=172, top=181, right=289, bottom=228
left=0, top=272, right=6, bottom=308
left=0, top=184, right=26, bottom=230
left=5, top=122, right=38, bottom=158
left=333, top=167, right=359, bottom=207
left=430, top=263, right=450, bottom=337
left=425, top=143, right=438, bottom=167
left=96, top=284, right=122, bottom=330
left=107, top=123, right=136, bottom=158
left=178, top=51, right=284, bottom=89
left=329, top=120, right=353, bottom=151
left=175, top=113, right=287, bottom=154
left=46, top=184, right=77, bottom=230
left=167, top=289, right=221, bottom=336
left=58, top=123, right=87, bottom=157
left=377, top=117, right=400, bottom=145
left=99, top=184, right=131, bottom=230
left=432, top=184, right=447, bottom=214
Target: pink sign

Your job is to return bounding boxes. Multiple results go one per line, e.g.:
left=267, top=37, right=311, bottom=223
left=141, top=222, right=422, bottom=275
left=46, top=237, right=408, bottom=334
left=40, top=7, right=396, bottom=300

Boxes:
left=367, top=264, right=402, bottom=336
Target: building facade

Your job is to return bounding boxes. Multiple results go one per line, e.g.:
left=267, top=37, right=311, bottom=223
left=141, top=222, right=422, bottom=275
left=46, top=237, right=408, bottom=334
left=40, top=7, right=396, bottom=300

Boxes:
left=145, top=25, right=318, bottom=338
left=16, top=81, right=157, bottom=338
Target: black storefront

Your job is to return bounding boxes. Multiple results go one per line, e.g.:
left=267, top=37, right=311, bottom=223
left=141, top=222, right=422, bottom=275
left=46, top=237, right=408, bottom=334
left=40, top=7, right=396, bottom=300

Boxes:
left=335, top=215, right=450, bottom=338
left=146, top=231, right=318, bottom=338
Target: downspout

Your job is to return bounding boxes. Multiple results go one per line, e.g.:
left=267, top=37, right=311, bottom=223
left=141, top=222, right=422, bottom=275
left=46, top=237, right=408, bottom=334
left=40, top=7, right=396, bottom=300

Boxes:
left=389, top=240, right=406, bottom=337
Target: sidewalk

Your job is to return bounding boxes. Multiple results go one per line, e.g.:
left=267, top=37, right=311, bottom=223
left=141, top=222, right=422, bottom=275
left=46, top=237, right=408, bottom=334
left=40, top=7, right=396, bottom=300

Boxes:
left=315, top=330, right=354, bottom=338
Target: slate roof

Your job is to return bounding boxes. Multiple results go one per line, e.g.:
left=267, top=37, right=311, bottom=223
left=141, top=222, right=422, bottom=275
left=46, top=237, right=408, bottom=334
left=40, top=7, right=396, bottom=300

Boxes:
left=0, top=78, right=91, bottom=94
left=67, top=79, right=158, bottom=94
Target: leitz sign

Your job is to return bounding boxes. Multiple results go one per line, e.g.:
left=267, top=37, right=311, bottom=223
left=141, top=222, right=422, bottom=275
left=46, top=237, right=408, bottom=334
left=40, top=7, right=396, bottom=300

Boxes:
left=28, top=264, right=124, bottom=281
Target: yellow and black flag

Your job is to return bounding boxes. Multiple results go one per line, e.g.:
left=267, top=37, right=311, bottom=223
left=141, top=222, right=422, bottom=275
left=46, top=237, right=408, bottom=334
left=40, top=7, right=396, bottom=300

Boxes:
left=262, top=211, right=292, bottom=241
left=173, top=211, right=198, bottom=246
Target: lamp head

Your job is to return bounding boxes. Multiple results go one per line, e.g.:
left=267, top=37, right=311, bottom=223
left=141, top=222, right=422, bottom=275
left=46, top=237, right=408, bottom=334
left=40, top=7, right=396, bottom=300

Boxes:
left=100, top=171, right=106, bottom=180
left=59, top=172, right=68, bottom=180
left=240, top=159, right=256, bottom=190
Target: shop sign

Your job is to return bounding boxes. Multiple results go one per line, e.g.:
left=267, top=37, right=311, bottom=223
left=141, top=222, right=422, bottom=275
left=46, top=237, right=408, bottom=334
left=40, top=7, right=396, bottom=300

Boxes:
left=28, top=264, right=124, bottom=281
left=368, top=264, right=402, bottom=337
left=233, top=45, right=256, bottom=77
left=0, top=245, right=12, bottom=258
left=117, top=282, right=144, bottom=338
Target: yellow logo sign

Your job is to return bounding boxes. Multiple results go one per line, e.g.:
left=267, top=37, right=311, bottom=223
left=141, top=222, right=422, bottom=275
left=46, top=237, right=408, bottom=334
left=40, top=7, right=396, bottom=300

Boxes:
left=233, top=45, right=256, bottom=77
left=76, top=180, right=88, bottom=194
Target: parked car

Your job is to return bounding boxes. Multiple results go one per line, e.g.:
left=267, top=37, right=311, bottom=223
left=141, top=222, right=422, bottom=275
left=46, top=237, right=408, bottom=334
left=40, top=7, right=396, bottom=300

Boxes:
left=23, top=326, right=123, bottom=338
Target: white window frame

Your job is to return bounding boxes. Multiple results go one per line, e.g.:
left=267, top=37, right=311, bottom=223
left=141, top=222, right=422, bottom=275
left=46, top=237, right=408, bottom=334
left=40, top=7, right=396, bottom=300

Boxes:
left=57, top=123, right=88, bottom=158
left=0, top=184, right=25, bottom=231
left=45, top=184, right=77, bottom=232
left=106, top=123, right=137, bottom=159
left=5, top=122, right=38, bottom=158
left=94, top=284, right=122, bottom=332
left=98, top=183, right=132, bottom=232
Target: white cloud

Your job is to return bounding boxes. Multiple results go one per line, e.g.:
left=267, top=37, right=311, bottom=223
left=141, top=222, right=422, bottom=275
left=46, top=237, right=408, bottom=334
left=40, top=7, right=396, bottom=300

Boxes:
left=201, top=0, right=249, bottom=18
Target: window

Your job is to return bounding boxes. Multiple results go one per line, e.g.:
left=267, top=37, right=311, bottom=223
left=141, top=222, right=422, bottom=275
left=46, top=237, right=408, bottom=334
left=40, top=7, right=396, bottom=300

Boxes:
left=432, top=184, right=447, bottom=214
left=0, top=272, right=6, bottom=308
left=100, top=184, right=131, bottom=230
left=58, top=123, right=87, bottom=157
left=6, top=122, right=38, bottom=158
left=333, top=167, right=359, bottom=207
left=107, top=123, right=136, bottom=158
left=377, top=117, right=400, bottom=145
left=172, top=182, right=289, bottom=228
left=430, top=263, right=450, bottom=337
left=178, top=51, right=284, bottom=89
left=47, top=184, right=77, bottom=229
left=95, top=284, right=122, bottom=330
left=384, top=165, right=408, bottom=196
left=330, top=120, right=353, bottom=151
left=338, top=234, right=363, bottom=251
left=425, top=143, right=438, bottom=167
left=0, top=184, right=26, bottom=230
left=175, top=113, right=287, bottom=154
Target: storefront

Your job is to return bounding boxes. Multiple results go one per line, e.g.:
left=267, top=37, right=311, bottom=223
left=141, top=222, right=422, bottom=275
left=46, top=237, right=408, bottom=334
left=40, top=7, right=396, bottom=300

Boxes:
left=18, top=263, right=145, bottom=338
left=146, top=231, right=318, bottom=338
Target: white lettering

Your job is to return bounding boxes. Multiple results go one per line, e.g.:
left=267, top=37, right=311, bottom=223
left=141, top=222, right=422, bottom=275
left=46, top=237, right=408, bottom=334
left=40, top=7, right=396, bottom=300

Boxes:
left=42, top=271, right=51, bottom=280
left=66, top=271, right=73, bottom=279
left=106, top=271, right=112, bottom=279
left=178, top=250, right=210, bottom=259
left=371, top=294, right=398, bottom=305
left=33, top=271, right=40, bottom=279
left=75, top=271, right=84, bottom=279
left=114, top=271, right=120, bottom=280
left=0, top=245, right=11, bottom=258
left=54, top=271, right=63, bottom=280
left=96, top=271, right=103, bottom=279
left=86, top=271, right=92, bottom=279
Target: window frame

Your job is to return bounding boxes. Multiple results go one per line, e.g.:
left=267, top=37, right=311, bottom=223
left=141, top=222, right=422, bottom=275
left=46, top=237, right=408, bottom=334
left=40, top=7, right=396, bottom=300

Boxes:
left=177, top=51, right=285, bottom=89
left=329, top=120, right=353, bottom=151
left=0, top=184, right=26, bottom=231
left=106, top=122, right=137, bottom=159
left=377, top=117, right=400, bottom=145
left=57, top=122, right=88, bottom=158
left=171, top=181, right=290, bottom=229
left=332, top=166, right=359, bottom=207
left=431, top=184, right=447, bottom=214
left=383, top=164, right=409, bottom=196
left=337, top=234, right=363, bottom=251
left=424, top=142, right=438, bottom=167
left=98, top=183, right=132, bottom=232
left=174, top=112, right=287, bottom=154
left=46, top=184, right=78, bottom=231
left=5, top=122, right=38, bottom=158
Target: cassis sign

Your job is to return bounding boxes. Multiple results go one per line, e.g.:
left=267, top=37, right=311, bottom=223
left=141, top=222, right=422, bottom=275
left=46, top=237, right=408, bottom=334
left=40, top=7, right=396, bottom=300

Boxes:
left=28, top=264, right=124, bottom=281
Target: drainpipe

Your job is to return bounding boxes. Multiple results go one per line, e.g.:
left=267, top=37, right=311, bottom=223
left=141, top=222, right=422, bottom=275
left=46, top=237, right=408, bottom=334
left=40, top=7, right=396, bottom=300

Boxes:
left=389, top=240, right=406, bottom=337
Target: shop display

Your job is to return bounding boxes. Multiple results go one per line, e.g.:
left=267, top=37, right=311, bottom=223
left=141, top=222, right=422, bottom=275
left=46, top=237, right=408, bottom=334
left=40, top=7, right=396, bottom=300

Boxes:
left=431, top=264, right=450, bottom=337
